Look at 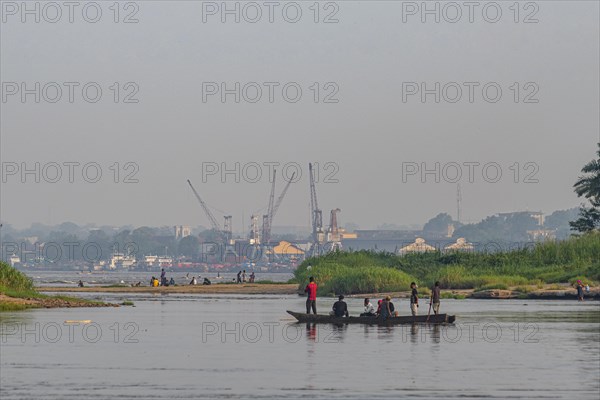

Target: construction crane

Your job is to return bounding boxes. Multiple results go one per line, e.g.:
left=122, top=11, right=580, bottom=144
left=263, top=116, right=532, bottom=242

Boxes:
left=223, top=215, right=233, bottom=244
left=261, top=170, right=277, bottom=245
left=187, top=179, right=231, bottom=244
left=308, top=163, right=324, bottom=257
left=261, top=171, right=296, bottom=245
left=187, top=179, right=220, bottom=231
left=271, top=172, right=296, bottom=226
left=249, top=215, right=260, bottom=244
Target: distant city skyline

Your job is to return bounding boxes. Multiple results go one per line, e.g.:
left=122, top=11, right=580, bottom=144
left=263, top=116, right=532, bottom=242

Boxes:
left=0, top=205, right=579, bottom=235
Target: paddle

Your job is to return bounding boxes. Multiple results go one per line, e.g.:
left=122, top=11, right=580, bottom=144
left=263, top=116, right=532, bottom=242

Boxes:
left=426, top=288, right=433, bottom=322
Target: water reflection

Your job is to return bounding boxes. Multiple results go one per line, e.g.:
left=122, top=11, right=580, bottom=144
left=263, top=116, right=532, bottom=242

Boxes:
left=376, top=325, right=395, bottom=342
left=330, top=323, right=348, bottom=343
left=0, top=311, right=34, bottom=325
left=361, top=323, right=449, bottom=345
left=431, top=324, right=441, bottom=344
left=410, top=324, right=419, bottom=344
left=305, top=323, right=317, bottom=342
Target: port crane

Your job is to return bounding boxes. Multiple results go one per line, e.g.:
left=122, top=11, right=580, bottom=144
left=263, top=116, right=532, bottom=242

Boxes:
left=261, top=171, right=277, bottom=245
left=308, top=163, right=324, bottom=257
left=249, top=170, right=295, bottom=262
left=186, top=179, right=232, bottom=244
left=260, top=170, right=296, bottom=245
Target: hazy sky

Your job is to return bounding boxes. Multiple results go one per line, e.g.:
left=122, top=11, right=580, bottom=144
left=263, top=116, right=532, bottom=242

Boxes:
left=1, top=1, right=599, bottom=231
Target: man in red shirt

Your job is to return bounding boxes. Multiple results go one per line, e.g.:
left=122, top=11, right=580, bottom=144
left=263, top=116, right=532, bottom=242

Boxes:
left=305, top=276, right=317, bottom=314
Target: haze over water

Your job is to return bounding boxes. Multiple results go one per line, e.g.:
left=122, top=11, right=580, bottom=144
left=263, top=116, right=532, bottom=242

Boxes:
left=1, top=294, right=598, bottom=399
left=1, top=1, right=599, bottom=399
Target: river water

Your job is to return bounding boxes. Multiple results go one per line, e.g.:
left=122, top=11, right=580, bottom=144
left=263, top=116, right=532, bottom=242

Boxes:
left=1, top=294, right=598, bottom=399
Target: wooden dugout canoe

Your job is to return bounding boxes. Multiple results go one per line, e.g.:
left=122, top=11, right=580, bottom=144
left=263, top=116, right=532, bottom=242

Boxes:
left=287, top=310, right=456, bottom=325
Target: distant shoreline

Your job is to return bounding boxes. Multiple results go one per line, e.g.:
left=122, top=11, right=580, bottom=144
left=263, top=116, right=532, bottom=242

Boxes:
left=37, top=284, right=599, bottom=300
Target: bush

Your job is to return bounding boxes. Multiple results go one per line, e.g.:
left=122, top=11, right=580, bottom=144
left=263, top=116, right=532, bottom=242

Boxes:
left=295, top=262, right=414, bottom=295
left=476, top=283, right=509, bottom=291
left=0, top=262, right=34, bottom=292
left=515, top=285, right=533, bottom=293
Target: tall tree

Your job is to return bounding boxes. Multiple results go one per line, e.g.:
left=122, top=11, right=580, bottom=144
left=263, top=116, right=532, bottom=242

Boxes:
left=86, top=230, right=112, bottom=262
left=178, top=235, right=200, bottom=259
left=545, top=208, right=580, bottom=238
left=423, top=213, right=454, bottom=237
left=570, top=143, right=600, bottom=232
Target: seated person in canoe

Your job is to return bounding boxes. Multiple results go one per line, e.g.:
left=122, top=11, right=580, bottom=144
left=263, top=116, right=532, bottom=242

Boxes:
left=330, top=295, right=349, bottom=317
left=360, top=298, right=376, bottom=317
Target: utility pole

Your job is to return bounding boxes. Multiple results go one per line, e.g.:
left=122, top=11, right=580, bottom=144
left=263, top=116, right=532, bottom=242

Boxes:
left=457, top=184, right=462, bottom=223
left=0, top=223, right=3, bottom=262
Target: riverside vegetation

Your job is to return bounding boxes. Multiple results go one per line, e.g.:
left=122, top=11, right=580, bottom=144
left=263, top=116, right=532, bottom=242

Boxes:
left=0, top=261, right=110, bottom=311
left=294, top=233, right=600, bottom=295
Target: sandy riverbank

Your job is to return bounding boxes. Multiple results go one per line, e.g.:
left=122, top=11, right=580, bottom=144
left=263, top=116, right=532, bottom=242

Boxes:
left=38, top=283, right=300, bottom=295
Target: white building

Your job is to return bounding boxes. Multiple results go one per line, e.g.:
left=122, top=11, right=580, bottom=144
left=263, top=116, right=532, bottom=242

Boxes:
left=444, top=238, right=474, bottom=252
left=108, top=253, right=136, bottom=269
left=9, top=253, right=21, bottom=267
left=174, top=225, right=192, bottom=239
left=399, top=238, right=436, bottom=255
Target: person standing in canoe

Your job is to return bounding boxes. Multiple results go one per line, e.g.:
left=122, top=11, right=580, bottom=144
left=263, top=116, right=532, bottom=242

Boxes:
left=305, top=276, right=318, bottom=314
left=410, top=282, right=419, bottom=316
left=430, top=281, right=441, bottom=315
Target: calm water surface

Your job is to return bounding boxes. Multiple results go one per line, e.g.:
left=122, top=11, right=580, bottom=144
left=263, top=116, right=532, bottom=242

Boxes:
left=1, top=294, right=598, bottom=399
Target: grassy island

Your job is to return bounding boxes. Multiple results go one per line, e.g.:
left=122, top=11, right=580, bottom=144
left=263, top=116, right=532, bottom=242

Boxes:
left=294, top=233, right=600, bottom=295
left=0, top=261, right=114, bottom=311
